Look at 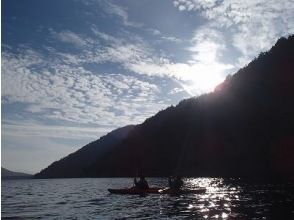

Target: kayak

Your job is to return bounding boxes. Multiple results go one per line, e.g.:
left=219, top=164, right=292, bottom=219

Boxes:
left=108, top=187, right=161, bottom=195
left=108, top=187, right=206, bottom=195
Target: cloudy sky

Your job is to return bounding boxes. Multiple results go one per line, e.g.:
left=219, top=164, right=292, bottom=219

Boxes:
left=2, top=0, right=293, bottom=173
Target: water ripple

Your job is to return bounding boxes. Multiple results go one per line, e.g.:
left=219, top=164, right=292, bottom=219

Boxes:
left=2, top=178, right=294, bottom=219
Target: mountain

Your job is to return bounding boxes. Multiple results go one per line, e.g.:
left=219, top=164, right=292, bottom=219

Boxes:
left=86, top=35, right=294, bottom=179
left=34, top=125, right=135, bottom=178
left=35, top=35, right=294, bottom=179
left=2, top=167, right=32, bottom=179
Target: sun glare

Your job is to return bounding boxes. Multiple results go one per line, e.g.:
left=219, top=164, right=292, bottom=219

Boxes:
left=183, top=63, right=229, bottom=96
left=192, top=70, right=224, bottom=92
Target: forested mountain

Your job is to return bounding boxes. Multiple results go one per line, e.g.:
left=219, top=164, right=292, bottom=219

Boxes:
left=35, top=35, right=294, bottom=179
left=35, top=125, right=135, bottom=178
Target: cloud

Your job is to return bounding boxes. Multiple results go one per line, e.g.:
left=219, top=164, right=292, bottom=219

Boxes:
left=146, top=27, right=183, bottom=43
left=91, top=28, right=118, bottom=43
left=103, top=1, right=143, bottom=27
left=178, top=5, right=187, bottom=11
left=2, top=26, right=184, bottom=172
left=2, top=14, right=238, bottom=140
left=189, top=27, right=226, bottom=64
left=2, top=0, right=245, bottom=172
left=148, top=28, right=161, bottom=36
left=87, top=27, right=233, bottom=95
left=82, top=4, right=232, bottom=96
left=2, top=120, right=107, bottom=140
left=51, top=30, right=92, bottom=48
left=169, top=87, right=185, bottom=95
left=2, top=47, right=167, bottom=129
left=160, top=36, right=183, bottom=43
left=173, top=0, right=294, bottom=65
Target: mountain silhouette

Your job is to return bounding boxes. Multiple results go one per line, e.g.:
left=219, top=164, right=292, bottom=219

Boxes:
left=2, top=167, right=32, bottom=179
left=34, top=125, right=135, bottom=178
left=35, top=35, right=294, bottom=179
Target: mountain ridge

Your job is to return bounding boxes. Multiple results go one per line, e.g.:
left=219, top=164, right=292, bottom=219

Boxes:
left=35, top=35, right=294, bottom=179
left=35, top=125, right=135, bottom=178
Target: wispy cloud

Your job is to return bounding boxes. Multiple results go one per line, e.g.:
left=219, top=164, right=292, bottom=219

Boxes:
left=2, top=120, right=107, bottom=140
left=77, top=2, right=231, bottom=95
left=188, top=27, right=226, bottom=64
left=102, top=1, right=143, bottom=27
left=51, top=30, right=92, bottom=48
left=2, top=43, right=169, bottom=129
left=147, top=28, right=183, bottom=43
left=86, top=27, right=232, bottom=95
left=160, top=36, right=183, bottom=43
left=173, top=0, right=294, bottom=65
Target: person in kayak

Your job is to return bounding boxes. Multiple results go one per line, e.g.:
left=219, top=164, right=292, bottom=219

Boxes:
left=168, top=176, right=184, bottom=190
left=134, top=176, right=149, bottom=189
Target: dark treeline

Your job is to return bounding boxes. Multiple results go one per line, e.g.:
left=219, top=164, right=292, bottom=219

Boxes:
left=35, top=125, right=135, bottom=178
left=35, top=35, right=294, bottom=180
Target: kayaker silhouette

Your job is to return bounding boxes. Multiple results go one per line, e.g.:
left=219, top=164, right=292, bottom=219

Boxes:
left=134, top=175, right=149, bottom=189
left=168, top=176, right=183, bottom=190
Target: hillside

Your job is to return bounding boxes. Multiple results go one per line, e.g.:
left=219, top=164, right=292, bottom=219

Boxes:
left=2, top=167, right=32, bottom=179
left=34, top=125, right=135, bottom=178
left=35, top=35, right=294, bottom=179
left=87, top=35, right=294, bottom=178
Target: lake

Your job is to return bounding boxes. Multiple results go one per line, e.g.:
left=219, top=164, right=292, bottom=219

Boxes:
left=2, top=178, right=294, bottom=219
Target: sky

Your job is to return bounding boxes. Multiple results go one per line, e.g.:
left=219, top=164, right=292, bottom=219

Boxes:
left=2, top=0, right=294, bottom=174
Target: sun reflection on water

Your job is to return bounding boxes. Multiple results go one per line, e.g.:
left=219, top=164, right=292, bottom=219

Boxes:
left=156, top=177, right=294, bottom=219
left=184, top=178, right=241, bottom=219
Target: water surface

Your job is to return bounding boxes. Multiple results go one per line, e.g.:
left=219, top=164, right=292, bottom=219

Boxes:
left=2, top=178, right=294, bottom=219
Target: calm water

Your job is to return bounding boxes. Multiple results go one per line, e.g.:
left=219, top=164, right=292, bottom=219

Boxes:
left=2, top=178, right=294, bottom=219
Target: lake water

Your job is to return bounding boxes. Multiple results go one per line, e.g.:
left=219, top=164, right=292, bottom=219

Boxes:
left=2, top=178, right=294, bottom=219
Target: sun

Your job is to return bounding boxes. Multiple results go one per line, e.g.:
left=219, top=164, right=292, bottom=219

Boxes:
left=182, top=63, right=229, bottom=96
